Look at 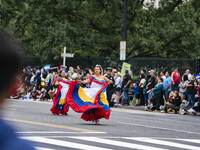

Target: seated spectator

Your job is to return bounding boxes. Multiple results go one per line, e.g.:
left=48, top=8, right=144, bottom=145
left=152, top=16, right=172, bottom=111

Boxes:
left=164, top=91, right=181, bottom=114
left=13, top=83, right=27, bottom=99
left=145, top=95, right=157, bottom=111
left=152, top=77, right=163, bottom=111
left=48, top=85, right=57, bottom=102
left=30, top=71, right=36, bottom=86
left=111, top=93, right=117, bottom=107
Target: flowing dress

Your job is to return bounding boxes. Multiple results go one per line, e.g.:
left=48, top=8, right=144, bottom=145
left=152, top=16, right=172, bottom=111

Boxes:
left=67, top=75, right=111, bottom=121
left=50, top=77, right=71, bottom=115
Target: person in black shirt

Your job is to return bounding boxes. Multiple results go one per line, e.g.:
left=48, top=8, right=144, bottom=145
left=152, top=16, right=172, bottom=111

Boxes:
left=122, top=70, right=132, bottom=105
left=146, top=70, right=156, bottom=103
left=105, top=67, right=115, bottom=107
left=186, top=74, right=197, bottom=109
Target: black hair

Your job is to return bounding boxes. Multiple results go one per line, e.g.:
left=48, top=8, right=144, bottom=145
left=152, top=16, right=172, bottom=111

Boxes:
left=165, top=70, right=170, bottom=75
left=0, top=30, right=24, bottom=93
left=141, top=69, right=146, bottom=73
left=183, top=74, right=188, bottom=82
left=159, top=77, right=163, bottom=82
left=77, top=65, right=82, bottom=69
left=160, top=70, right=165, bottom=74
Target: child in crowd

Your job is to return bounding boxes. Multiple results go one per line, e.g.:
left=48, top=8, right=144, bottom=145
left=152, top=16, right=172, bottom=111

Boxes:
left=111, top=93, right=117, bottom=107
left=132, top=83, right=140, bottom=106
left=48, top=85, right=57, bottom=102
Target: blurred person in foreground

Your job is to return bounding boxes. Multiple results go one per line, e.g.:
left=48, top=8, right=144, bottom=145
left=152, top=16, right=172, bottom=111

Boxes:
left=0, top=30, right=35, bottom=149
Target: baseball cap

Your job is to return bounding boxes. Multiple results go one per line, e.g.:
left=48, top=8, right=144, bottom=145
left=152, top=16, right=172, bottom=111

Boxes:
left=148, top=70, right=155, bottom=73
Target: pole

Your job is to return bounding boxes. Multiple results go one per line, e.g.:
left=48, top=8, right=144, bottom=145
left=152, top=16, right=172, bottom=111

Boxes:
left=123, top=0, right=127, bottom=41
left=63, top=47, right=66, bottom=67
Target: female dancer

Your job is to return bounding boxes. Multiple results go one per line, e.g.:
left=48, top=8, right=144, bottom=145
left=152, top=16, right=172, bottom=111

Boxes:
left=67, top=65, right=112, bottom=124
left=50, top=70, right=71, bottom=115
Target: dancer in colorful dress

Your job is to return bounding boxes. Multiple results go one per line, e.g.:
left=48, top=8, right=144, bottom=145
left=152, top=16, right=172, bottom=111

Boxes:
left=50, top=70, right=71, bottom=115
left=67, top=65, right=112, bottom=124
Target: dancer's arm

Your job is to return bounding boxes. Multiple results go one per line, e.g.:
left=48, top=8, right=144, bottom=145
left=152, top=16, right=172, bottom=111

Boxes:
left=81, top=78, right=91, bottom=84
left=104, top=76, right=113, bottom=84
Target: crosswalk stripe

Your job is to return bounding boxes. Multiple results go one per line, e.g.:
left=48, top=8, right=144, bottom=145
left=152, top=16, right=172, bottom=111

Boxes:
left=35, top=147, right=55, bottom=150
left=21, top=136, right=112, bottom=150
left=123, top=137, right=200, bottom=150
left=68, top=136, right=167, bottom=150
left=177, top=139, right=200, bottom=144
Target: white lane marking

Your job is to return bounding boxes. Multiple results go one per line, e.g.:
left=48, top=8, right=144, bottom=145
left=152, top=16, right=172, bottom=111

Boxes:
left=177, top=139, right=200, bottom=144
left=119, top=122, right=200, bottom=135
left=68, top=136, right=167, bottom=150
left=7, top=99, right=52, bottom=104
left=17, top=131, right=106, bottom=134
left=124, top=137, right=200, bottom=150
left=35, top=147, right=55, bottom=150
left=21, top=136, right=112, bottom=150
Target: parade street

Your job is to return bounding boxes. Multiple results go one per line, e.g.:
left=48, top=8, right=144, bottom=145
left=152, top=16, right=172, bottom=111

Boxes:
left=1, top=99, right=200, bottom=150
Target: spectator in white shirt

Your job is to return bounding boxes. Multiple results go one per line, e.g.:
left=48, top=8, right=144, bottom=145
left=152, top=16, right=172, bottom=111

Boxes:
left=160, top=70, right=166, bottom=81
left=115, top=72, right=122, bottom=105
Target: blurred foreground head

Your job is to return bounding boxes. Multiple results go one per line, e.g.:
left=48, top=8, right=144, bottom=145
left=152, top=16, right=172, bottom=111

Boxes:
left=0, top=30, right=24, bottom=101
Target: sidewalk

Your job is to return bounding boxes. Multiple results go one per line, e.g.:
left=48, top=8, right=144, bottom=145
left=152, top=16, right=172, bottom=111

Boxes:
left=113, top=104, right=200, bottom=116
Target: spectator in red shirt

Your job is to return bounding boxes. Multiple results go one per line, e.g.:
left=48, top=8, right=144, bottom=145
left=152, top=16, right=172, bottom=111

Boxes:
left=171, top=68, right=181, bottom=92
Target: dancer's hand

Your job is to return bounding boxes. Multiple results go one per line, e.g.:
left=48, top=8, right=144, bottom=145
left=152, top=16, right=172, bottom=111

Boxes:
left=77, top=80, right=82, bottom=84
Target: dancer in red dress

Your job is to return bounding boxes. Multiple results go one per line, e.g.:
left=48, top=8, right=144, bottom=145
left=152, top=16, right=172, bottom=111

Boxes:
left=50, top=70, right=71, bottom=115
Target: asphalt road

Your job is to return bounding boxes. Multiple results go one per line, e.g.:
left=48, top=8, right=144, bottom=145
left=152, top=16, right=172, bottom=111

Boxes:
left=1, top=99, right=200, bottom=150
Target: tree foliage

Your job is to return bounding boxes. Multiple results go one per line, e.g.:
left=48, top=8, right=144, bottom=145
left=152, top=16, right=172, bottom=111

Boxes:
left=0, top=0, right=200, bottom=64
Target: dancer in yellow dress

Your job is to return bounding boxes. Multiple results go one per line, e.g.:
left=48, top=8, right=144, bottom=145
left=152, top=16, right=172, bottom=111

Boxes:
left=67, top=65, right=112, bottom=124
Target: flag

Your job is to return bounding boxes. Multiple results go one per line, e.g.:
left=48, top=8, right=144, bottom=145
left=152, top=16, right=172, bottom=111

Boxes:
left=43, top=64, right=51, bottom=71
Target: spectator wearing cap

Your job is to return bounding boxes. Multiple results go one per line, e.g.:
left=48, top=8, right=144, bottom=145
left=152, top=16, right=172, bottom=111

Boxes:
left=171, top=68, right=181, bottom=91
left=122, top=70, right=132, bottom=105
left=105, top=67, right=115, bottom=107
left=146, top=70, right=156, bottom=104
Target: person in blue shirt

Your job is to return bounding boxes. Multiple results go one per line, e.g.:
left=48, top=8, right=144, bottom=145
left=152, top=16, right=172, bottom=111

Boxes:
left=163, top=71, right=172, bottom=101
left=152, top=77, right=163, bottom=111
left=195, top=72, right=200, bottom=81
left=132, top=83, right=140, bottom=106
left=0, top=30, right=35, bottom=150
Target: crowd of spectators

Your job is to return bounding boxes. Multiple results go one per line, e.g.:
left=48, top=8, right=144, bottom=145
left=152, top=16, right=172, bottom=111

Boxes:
left=11, top=65, right=200, bottom=115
